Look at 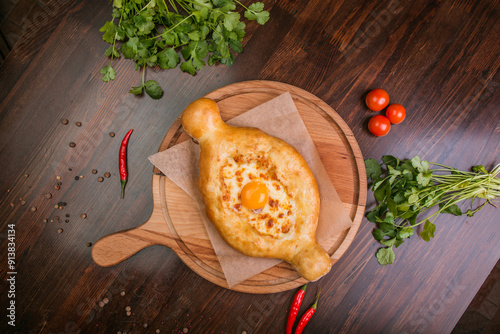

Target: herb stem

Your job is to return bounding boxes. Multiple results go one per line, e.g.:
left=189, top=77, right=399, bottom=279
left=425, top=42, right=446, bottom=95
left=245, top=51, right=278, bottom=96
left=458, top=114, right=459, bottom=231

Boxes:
left=182, top=0, right=227, bottom=17
left=141, top=65, right=146, bottom=86
left=234, top=0, right=249, bottom=11
left=161, top=0, right=170, bottom=14
left=168, top=0, right=179, bottom=13
left=109, top=7, right=125, bottom=66
left=138, top=0, right=156, bottom=12
left=145, top=13, right=194, bottom=41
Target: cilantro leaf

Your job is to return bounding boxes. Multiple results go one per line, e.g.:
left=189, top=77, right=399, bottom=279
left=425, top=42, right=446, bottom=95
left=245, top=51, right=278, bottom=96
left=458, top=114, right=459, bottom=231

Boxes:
left=366, top=210, right=379, bottom=223
left=366, top=203, right=386, bottom=223
left=255, top=11, right=270, bottom=25
left=387, top=197, right=398, bottom=216
left=372, top=229, right=386, bottom=241
left=100, top=21, right=117, bottom=44
left=388, top=165, right=401, bottom=177
left=399, top=210, right=415, bottom=219
left=420, top=220, right=436, bottom=242
left=228, top=39, right=243, bottom=53
left=180, top=40, right=208, bottom=74
left=247, top=1, right=264, bottom=11
left=134, top=12, right=155, bottom=35
left=115, top=25, right=126, bottom=41
left=233, top=21, right=246, bottom=39
left=397, top=226, right=414, bottom=239
left=374, top=180, right=390, bottom=202
left=105, top=45, right=120, bottom=58
left=120, top=21, right=136, bottom=38
left=162, top=31, right=180, bottom=46
left=417, top=172, right=432, bottom=187
left=121, top=37, right=140, bottom=59
left=376, top=247, right=395, bottom=265
left=144, top=80, right=163, bottom=100
left=412, top=156, right=431, bottom=174
left=193, top=0, right=212, bottom=11
left=188, top=30, right=201, bottom=41
left=379, top=221, right=395, bottom=234
left=157, top=48, right=180, bottom=69
left=402, top=169, right=414, bottom=181
left=129, top=84, right=144, bottom=95
left=193, top=7, right=210, bottom=21
left=365, top=158, right=382, bottom=180
left=408, top=193, right=419, bottom=204
left=245, top=3, right=270, bottom=25
left=213, top=0, right=234, bottom=8
left=146, top=54, right=157, bottom=67
left=217, top=1, right=236, bottom=13
left=411, top=156, right=423, bottom=171
left=224, top=12, right=240, bottom=31
left=401, top=160, right=417, bottom=174
left=382, top=155, right=399, bottom=168
left=120, top=43, right=135, bottom=59
left=394, top=239, right=405, bottom=248
left=180, top=60, right=196, bottom=75
left=380, top=237, right=396, bottom=247
left=440, top=203, right=462, bottom=216
left=393, top=191, right=406, bottom=204
left=100, top=65, right=116, bottom=82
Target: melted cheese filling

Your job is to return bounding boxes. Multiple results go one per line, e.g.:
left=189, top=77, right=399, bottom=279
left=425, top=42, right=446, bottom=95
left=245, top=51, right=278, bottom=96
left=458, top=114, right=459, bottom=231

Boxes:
left=220, top=154, right=296, bottom=238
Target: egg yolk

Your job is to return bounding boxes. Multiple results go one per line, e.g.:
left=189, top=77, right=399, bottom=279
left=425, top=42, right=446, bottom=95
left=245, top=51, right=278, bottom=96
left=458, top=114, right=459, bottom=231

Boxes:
left=240, top=181, right=269, bottom=210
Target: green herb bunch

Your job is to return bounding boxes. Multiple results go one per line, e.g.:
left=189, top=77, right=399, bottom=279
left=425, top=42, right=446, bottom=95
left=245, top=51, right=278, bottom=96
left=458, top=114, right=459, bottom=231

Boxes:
left=99, top=0, right=270, bottom=99
left=365, top=156, right=500, bottom=265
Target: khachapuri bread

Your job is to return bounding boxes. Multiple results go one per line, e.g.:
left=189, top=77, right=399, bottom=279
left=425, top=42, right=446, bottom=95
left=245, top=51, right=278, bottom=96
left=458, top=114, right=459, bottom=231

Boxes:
left=181, top=98, right=331, bottom=281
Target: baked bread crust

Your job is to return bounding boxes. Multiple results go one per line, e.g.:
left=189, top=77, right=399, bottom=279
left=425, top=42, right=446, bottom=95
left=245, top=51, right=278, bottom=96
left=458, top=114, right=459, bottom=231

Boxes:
left=181, top=98, right=332, bottom=281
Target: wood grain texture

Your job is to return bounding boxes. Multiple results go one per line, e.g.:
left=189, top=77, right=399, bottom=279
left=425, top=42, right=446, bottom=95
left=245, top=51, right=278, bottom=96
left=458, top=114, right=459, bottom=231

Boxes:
left=92, top=80, right=366, bottom=293
left=0, top=0, right=499, bottom=333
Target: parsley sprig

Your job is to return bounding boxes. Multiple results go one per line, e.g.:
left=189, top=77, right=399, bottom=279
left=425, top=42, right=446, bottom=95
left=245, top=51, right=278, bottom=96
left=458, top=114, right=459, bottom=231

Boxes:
left=365, top=156, right=500, bottom=265
left=99, top=0, right=270, bottom=99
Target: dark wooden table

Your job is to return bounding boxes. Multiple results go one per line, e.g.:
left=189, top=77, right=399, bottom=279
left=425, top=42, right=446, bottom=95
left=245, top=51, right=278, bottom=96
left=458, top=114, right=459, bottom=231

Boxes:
left=1, top=0, right=499, bottom=333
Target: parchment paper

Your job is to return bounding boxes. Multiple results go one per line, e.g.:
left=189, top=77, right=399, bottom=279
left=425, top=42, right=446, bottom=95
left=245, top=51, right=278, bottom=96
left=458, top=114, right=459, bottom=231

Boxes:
left=149, top=92, right=353, bottom=288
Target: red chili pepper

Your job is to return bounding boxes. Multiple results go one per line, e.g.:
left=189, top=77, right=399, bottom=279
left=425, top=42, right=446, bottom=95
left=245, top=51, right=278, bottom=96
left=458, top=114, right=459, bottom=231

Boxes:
left=294, top=290, right=320, bottom=334
left=119, top=129, right=133, bottom=199
left=286, top=284, right=307, bottom=334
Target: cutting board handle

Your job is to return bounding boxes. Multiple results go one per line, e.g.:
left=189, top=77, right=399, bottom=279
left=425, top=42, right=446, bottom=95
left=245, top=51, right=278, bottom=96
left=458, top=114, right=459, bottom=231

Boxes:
left=92, top=175, right=178, bottom=267
left=91, top=228, right=155, bottom=267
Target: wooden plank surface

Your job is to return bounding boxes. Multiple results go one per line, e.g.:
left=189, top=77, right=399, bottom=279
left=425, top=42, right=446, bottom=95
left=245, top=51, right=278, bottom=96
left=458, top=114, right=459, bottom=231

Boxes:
left=0, top=0, right=499, bottom=333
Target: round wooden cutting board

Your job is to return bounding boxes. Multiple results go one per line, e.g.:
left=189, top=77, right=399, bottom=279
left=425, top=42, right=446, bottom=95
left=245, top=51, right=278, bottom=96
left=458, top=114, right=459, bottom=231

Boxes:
left=92, top=80, right=366, bottom=294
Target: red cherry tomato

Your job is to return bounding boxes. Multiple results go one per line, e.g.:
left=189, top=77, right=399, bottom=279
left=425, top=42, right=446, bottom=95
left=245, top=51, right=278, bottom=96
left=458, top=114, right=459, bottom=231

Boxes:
left=368, top=115, right=391, bottom=136
left=386, top=104, right=406, bottom=124
left=365, top=89, right=390, bottom=111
